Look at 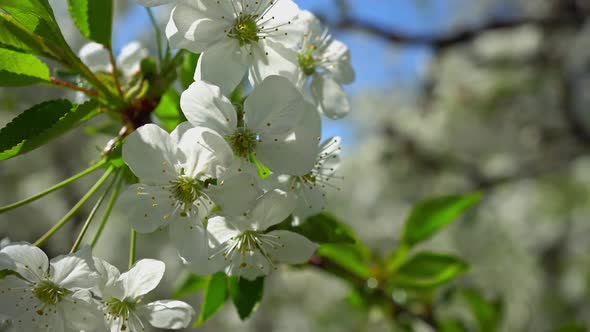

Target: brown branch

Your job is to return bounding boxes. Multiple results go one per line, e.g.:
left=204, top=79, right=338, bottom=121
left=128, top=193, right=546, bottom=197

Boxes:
left=332, top=12, right=588, bottom=51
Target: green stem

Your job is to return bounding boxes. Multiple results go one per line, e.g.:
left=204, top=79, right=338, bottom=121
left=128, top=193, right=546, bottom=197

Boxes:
left=33, top=167, right=115, bottom=247
left=90, top=171, right=123, bottom=248
left=107, top=46, right=125, bottom=100
left=146, top=8, right=163, bottom=65
left=70, top=172, right=118, bottom=253
left=129, top=229, right=137, bottom=269
left=0, top=159, right=107, bottom=214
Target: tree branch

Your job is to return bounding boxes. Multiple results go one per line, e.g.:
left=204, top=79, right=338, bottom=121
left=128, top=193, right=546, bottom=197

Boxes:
left=332, top=12, right=588, bottom=51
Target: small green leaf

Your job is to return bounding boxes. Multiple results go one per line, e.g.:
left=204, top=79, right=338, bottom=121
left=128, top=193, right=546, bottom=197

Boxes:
left=316, top=243, right=371, bottom=279
left=392, top=252, right=469, bottom=289
left=67, top=0, right=113, bottom=45
left=402, top=193, right=482, bottom=246
left=195, top=272, right=227, bottom=327
left=0, top=48, right=49, bottom=86
left=173, top=274, right=209, bottom=299
left=180, top=52, right=200, bottom=89
left=228, top=276, right=264, bottom=320
left=0, top=100, right=99, bottom=160
left=153, top=88, right=184, bottom=132
left=462, top=288, right=502, bottom=332
left=278, top=212, right=356, bottom=244
left=551, top=323, right=586, bottom=332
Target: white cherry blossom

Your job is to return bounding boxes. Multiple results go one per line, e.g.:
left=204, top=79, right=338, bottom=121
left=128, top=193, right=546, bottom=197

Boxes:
left=167, top=0, right=304, bottom=95
left=118, top=123, right=261, bottom=234
left=265, top=136, right=342, bottom=225
left=0, top=243, right=105, bottom=332
left=94, top=258, right=194, bottom=331
left=206, top=190, right=318, bottom=280
left=180, top=76, right=320, bottom=176
left=294, top=11, right=355, bottom=119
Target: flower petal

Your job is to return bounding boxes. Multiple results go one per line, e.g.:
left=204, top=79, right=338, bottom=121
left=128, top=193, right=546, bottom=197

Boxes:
left=207, top=216, right=242, bottom=245
left=138, top=300, right=195, bottom=329
left=170, top=3, right=230, bottom=53
left=120, top=259, right=165, bottom=299
left=181, top=80, right=237, bottom=137
left=50, top=246, right=98, bottom=290
left=244, top=75, right=306, bottom=135
left=177, top=127, right=234, bottom=179
left=0, top=275, right=31, bottom=317
left=248, top=190, right=296, bottom=231
left=266, top=230, right=317, bottom=264
left=256, top=102, right=321, bottom=175
left=292, top=184, right=325, bottom=224
left=117, top=184, right=179, bottom=233
left=116, top=41, right=148, bottom=78
left=323, top=39, right=355, bottom=84
left=168, top=216, right=224, bottom=275
left=60, top=290, right=106, bottom=332
left=206, top=172, right=261, bottom=216
left=310, top=74, right=351, bottom=119
left=92, top=257, right=120, bottom=297
left=261, top=0, right=303, bottom=47
left=195, top=37, right=250, bottom=96
left=248, top=39, right=298, bottom=87
left=170, top=121, right=194, bottom=144
left=1, top=242, right=48, bottom=282
left=226, top=251, right=269, bottom=280
left=123, top=124, right=180, bottom=184
left=79, top=42, right=111, bottom=73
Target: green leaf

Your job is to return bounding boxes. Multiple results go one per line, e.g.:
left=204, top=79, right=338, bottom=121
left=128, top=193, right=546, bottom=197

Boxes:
left=0, top=0, right=66, bottom=46
left=316, top=243, right=371, bottom=279
left=228, top=276, right=264, bottom=320
left=153, top=88, right=184, bottom=132
left=195, top=272, right=227, bottom=327
left=402, top=193, right=482, bottom=246
left=0, top=100, right=99, bottom=160
left=278, top=212, right=356, bottom=244
left=551, top=323, right=587, bottom=332
left=0, top=14, right=50, bottom=56
left=392, top=252, right=469, bottom=289
left=462, top=289, right=502, bottom=332
left=67, top=0, right=113, bottom=45
left=180, top=52, right=200, bottom=89
left=173, top=274, right=209, bottom=299
left=0, top=48, right=49, bottom=86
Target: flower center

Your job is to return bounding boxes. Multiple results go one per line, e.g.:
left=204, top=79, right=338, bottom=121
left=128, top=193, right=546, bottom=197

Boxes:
left=32, top=280, right=67, bottom=306
left=298, top=45, right=318, bottom=76
left=170, top=175, right=203, bottom=206
left=227, top=127, right=258, bottom=158
left=105, top=298, right=136, bottom=329
left=211, top=230, right=284, bottom=269
left=230, top=15, right=259, bottom=46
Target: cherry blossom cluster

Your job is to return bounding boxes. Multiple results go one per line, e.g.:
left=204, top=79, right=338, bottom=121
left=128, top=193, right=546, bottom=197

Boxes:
left=0, top=243, right=194, bottom=331
left=114, top=0, right=353, bottom=281
left=0, top=0, right=353, bottom=330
